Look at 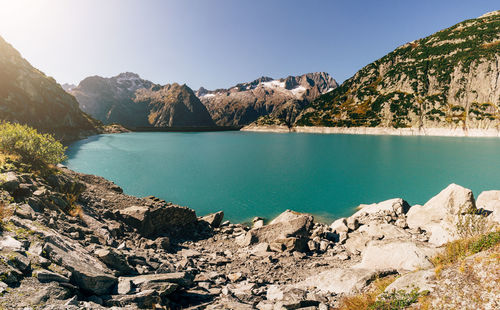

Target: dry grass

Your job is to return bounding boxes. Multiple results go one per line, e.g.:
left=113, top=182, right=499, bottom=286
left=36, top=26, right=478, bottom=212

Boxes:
left=338, top=276, right=396, bottom=310
left=431, top=229, right=500, bottom=277
left=0, top=201, right=14, bottom=229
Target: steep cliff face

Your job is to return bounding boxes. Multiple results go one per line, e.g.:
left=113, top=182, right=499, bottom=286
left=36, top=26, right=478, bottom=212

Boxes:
left=197, top=72, right=338, bottom=126
left=0, top=36, right=98, bottom=142
left=70, top=74, right=214, bottom=128
left=297, top=11, right=500, bottom=130
left=134, top=83, right=215, bottom=127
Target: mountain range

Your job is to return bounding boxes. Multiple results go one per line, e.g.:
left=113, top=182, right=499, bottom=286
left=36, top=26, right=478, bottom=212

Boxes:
left=68, top=72, right=337, bottom=128
left=196, top=72, right=338, bottom=126
left=69, top=73, right=214, bottom=128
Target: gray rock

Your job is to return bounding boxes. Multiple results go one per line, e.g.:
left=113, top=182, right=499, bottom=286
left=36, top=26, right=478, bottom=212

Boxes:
left=270, top=237, right=309, bottom=253
left=155, top=237, right=170, bottom=250
left=238, top=212, right=313, bottom=247
left=355, top=240, right=440, bottom=271
left=296, top=267, right=391, bottom=295
left=0, top=236, right=23, bottom=251
left=94, top=248, right=134, bottom=275
left=42, top=233, right=117, bottom=295
left=117, top=278, right=133, bottom=295
left=476, top=190, right=500, bottom=224
left=119, top=204, right=197, bottom=237
left=200, top=211, right=224, bottom=228
left=269, top=210, right=310, bottom=225
left=384, top=269, right=436, bottom=294
left=2, top=171, right=20, bottom=192
left=125, top=272, right=194, bottom=288
left=33, top=269, right=69, bottom=283
left=330, top=218, right=348, bottom=233
left=351, top=198, right=411, bottom=224
left=14, top=204, right=35, bottom=220
left=407, top=184, right=476, bottom=246
left=346, top=217, right=359, bottom=231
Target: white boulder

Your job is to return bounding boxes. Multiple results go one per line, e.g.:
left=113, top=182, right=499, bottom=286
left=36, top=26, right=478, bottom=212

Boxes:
left=407, top=184, right=475, bottom=246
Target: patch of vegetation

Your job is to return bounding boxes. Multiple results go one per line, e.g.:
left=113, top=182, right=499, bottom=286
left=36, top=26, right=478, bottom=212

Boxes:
left=432, top=230, right=500, bottom=269
left=339, top=276, right=396, bottom=310
left=0, top=122, right=66, bottom=169
left=370, top=288, right=427, bottom=310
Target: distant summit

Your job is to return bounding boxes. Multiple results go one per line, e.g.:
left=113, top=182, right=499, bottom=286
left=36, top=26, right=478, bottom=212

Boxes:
left=61, top=83, right=77, bottom=92
left=197, top=72, right=338, bottom=126
left=70, top=73, right=213, bottom=128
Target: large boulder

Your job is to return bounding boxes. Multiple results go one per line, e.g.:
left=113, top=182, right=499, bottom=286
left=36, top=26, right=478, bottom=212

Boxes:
left=296, top=267, right=390, bottom=295
left=384, top=269, right=436, bottom=294
left=123, top=272, right=194, bottom=288
left=476, top=190, right=500, bottom=224
left=344, top=223, right=411, bottom=255
left=200, top=211, right=224, bottom=228
left=269, top=210, right=309, bottom=225
left=42, top=232, right=117, bottom=295
left=119, top=204, right=197, bottom=237
left=407, top=184, right=476, bottom=246
left=355, top=240, right=439, bottom=272
left=237, top=211, right=313, bottom=248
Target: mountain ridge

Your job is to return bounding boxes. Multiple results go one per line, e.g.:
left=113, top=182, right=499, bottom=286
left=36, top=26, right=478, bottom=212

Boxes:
left=293, top=10, right=500, bottom=130
left=69, top=73, right=214, bottom=128
left=197, top=72, right=338, bottom=126
left=0, top=35, right=98, bottom=142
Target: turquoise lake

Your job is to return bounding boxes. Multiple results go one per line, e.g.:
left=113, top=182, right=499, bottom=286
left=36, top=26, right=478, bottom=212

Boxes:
left=66, top=132, right=500, bottom=223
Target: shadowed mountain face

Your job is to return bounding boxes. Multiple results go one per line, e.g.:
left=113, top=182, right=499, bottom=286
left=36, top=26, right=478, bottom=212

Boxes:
left=70, top=74, right=214, bottom=128
left=196, top=72, right=338, bottom=126
left=297, top=11, right=500, bottom=129
left=0, top=36, right=98, bottom=142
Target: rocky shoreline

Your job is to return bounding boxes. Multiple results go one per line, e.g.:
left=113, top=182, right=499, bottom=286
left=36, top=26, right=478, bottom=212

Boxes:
left=241, top=125, right=500, bottom=138
left=0, top=162, right=498, bottom=309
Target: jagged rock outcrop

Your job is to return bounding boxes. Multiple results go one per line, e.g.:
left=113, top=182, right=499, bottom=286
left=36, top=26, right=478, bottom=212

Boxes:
left=297, top=11, right=500, bottom=131
left=70, top=74, right=214, bottom=128
left=0, top=36, right=98, bottom=142
left=197, top=72, right=338, bottom=126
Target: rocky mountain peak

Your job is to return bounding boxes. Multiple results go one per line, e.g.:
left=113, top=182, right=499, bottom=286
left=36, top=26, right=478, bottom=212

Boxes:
left=197, top=72, right=338, bottom=126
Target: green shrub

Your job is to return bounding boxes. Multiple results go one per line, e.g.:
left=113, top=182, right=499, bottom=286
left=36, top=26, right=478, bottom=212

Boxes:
left=0, top=122, right=66, bottom=167
left=370, top=288, right=425, bottom=310
left=469, top=231, right=500, bottom=254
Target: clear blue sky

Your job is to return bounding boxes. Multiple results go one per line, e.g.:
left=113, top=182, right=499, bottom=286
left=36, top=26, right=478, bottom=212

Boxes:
left=0, top=0, right=497, bottom=90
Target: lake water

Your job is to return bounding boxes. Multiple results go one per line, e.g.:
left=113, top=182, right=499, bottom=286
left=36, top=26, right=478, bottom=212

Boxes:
left=66, top=131, right=500, bottom=223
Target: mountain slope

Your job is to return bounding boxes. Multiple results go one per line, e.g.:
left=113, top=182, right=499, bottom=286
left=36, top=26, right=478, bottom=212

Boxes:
left=134, top=83, right=215, bottom=127
left=0, top=36, right=98, bottom=142
left=296, top=11, right=500, bottom=130
left=197, top=72, right=337, bottom=126
left=70, top=74, right=214, bottom=128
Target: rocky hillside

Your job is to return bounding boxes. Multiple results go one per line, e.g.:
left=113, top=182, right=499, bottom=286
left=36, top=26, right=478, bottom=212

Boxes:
left=0, top=36, right=98, bottom=142
left=134, top=83, right=215, bottom=127
left=70, top=73, right=214, bottom=128
left=197, top=72, right=338, bottom=126
left=296, top=11, right=500, bottom=130
left=0, top=156, right=498, bottom=308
